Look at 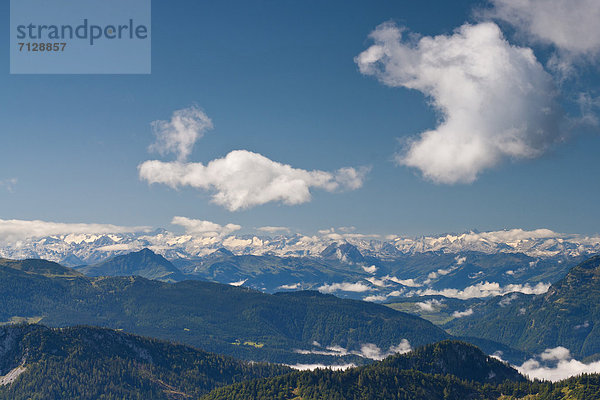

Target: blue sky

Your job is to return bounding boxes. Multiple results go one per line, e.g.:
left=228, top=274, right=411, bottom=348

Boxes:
left=1, top=0, right=599, bottom=237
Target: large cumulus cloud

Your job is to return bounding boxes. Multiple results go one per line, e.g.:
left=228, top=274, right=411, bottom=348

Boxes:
left=356, top=22, right=562, bottom=184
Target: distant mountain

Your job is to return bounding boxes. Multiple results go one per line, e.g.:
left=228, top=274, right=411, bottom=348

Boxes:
left=1, top=229, right=597, bottom=268
left=77, top=248, right=186, bottom=282
left=0, top=229, right=593, bottom=302
left=445, top=255, right=600, bottom=358
left=0, top=324, right=288, bottom=399
left=0, top=257, right=450, bottom=364
left=201, top=341, right=527, bottom=400
left=320, top=242, right=365, bottom=264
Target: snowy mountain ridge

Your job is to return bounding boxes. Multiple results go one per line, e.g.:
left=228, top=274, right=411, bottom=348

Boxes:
left=1, top=228, right=598, bottom=266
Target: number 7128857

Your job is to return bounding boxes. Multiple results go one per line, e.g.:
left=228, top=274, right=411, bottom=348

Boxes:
left=18, top=42, right=67, bottom=52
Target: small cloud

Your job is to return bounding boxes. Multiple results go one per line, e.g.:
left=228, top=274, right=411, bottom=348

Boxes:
left=318, top=282, right=371, bottom=293
left=318, top=227, right=380, bottom=240
left=363, top=294, right=388, bottom=302
left=387, top=277, right=422, bottom=287
left=149, top=105, right=213, bottom=162
left=171, top=216, right=241, bottom=237
left=257, top=226, right=291, bottom=234
left=365, top=277, right=389, bottom=287
left=278, top=283, right=301, bottom=290
left=0, top=178, right=18, bottom=193
left=452, top=308, right=474, bottom=318
left=416, top=299, right=444, bottom=312
left=362, top=265, right=378, bottom=274
left=229, top=279, right=247, bottom=287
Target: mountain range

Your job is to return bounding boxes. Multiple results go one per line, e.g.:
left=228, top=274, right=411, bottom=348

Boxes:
left=1, top=228, right=598, bottom=266
left=0, top=256, right=452, bottom=365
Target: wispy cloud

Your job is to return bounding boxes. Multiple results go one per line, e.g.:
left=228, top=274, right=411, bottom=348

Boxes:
left=318, top=227, right=380, bottom=240
left=257, top=226, right=291, bottom=234
left=0, top=178, right=17, bottom=193
left=411, top=281, right=550, bottom=299
left=356, top=22, right=561, bottom=184
left=0, top=218, right=150, bottom=244
left=295, top=340, right=411, bottom=361
left=149, top=105, right=213, bottom=162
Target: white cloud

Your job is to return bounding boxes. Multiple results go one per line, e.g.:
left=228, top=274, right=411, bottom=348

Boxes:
left=363, top=294, right=388, bottom=302
left=516, top=346, right=600, bottom=382
left=278, top=283, right=301, bottom=290
left=0, top=178, right=18, bottom=193
left=149, top=105, right=213, bottom=161
left=356, top=22, right=561, bottom=184
left=388, top=277, right=422, bottom=287
left=411, top=281, right=550, bottom=300
left=318, top=282, right=371, bottom=293
left=171, top=216, right=241, bottom=237
left=0, top=218, right=150, bottom=244
left=362, top=265, right=378, bottom=274
left=294, top=340, right=411, bottom=361
left=229, top=279, right=247, bottom=287
left=452, top=308, right=474, bottom=318
left=427, top=265, right=458, bottom=281
left=257, top=226, right=291, bottom=234
left=540, top=347, right=571, bottom=361
left=139, top=150, right=368, bottom=211
left=489, top=0, right=600, bottom=59
left=365, top=277, right=389, bottom=287
left=318, top=227, right=380, bottom=241
left=455, top=256, right=466, bottom=265
left=416, top=299, right=444, bottom=312
left=287, top=363, right=356, bottom=371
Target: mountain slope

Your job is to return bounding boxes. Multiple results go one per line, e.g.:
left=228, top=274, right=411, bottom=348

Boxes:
left=446, top=255, right=600, bottom=358
left=0, top=257, right=449, bottom=364
left=0, top=258, right=82, bottom=277
left=0, top=324, right=288, bottom=399
left=77, top=248, right=186, bottom=282
left=201, top=341, right=525, bottom=400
